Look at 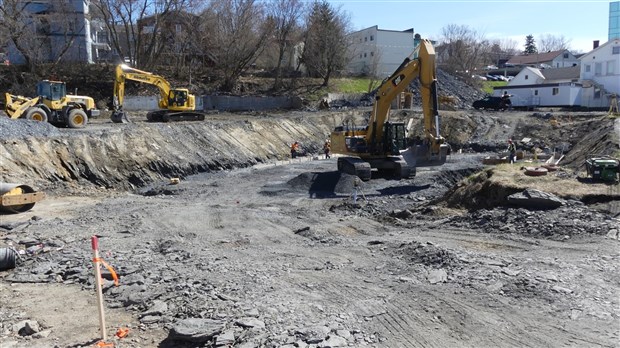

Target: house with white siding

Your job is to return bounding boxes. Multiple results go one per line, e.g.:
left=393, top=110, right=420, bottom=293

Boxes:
left=505, top=49, right=580, bottom=69
left=493, top=66, right=582, bottom=107
left=347, top=26, right=420, bottom=77
left=579, top=38, right=620, bottom=108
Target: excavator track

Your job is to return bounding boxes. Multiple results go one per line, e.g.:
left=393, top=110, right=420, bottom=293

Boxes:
left=337, top=157, right=372, bottom=181
left=388, top=157, right=414, bottom=179
left=147, top=111, right=206, bottom=122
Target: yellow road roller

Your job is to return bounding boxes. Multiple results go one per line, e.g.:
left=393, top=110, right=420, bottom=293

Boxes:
left=0, top=183, right=45, bottom=213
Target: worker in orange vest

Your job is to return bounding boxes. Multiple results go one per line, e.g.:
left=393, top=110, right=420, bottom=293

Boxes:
left=291, top=141, right=299, bottom=158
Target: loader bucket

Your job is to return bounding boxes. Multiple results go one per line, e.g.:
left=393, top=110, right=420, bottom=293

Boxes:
left=0, top=183, right=45, bottom=213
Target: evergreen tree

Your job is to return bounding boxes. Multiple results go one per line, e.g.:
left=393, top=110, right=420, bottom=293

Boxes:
left=523, top=34, right=537, bottom=55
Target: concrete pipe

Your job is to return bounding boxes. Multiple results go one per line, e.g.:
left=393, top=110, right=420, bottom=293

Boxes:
left=0, top=183, right=45, bottom=213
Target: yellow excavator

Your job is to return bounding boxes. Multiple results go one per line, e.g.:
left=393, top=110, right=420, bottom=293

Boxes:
left=4, top=80, right=99, bottom=128
left=330, top=39, right=449, bottom=180
left=111, top=64, right=205, bottom=123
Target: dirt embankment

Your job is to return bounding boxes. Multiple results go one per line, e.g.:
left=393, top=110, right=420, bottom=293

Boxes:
left=0, top=114, right=339, bottom=193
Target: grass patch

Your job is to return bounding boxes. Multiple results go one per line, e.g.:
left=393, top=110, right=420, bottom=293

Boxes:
left=332, top=78, right=375, bottom=94
left=482, top=81, right=508, bottom=95
left=489, top=164, right=619, bottom=199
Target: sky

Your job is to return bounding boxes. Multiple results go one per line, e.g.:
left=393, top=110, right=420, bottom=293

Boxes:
left=329, top=0, right=613, bottom=54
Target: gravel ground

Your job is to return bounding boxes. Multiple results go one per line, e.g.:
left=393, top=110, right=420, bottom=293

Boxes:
left=0, top=110, right=618, bottom=347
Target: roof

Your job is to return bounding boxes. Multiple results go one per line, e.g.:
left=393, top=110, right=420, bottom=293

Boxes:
left=579, top=38, right=620, bottom=60
left=506, top=50, right=568, bottom=65
left=540, top=65, right=580, bottom=81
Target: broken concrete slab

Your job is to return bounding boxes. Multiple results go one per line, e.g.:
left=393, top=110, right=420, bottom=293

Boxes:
left=428, top=269, right=448, bottom=284
left=170, top=318, right=225, bottom=343
left=507, top=189, right=565, bottom=209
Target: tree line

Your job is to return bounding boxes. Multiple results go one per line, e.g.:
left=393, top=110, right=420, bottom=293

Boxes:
left=0, top=0, right=574, bottom=92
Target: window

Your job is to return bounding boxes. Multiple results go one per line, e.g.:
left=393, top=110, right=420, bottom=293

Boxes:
left=594, top=88, right=601, bottom=99
left=585, top=64, right=591, bottom=72
left=563, top=53, right=569, bottom=58
left=525, top=75, right=528, bottom=80
left=365, top=37, right=367, bottom=42
left=552, top=88, right=559, bottom=95
left=370, top=52, right=374, bottom=56
left=595, top=62, right=602, bottom=76
left=364, top=53, right=367, bottom=58
left=607, top=61, right=615, bottom=75
left=534, top=90, right=538, bottom=96
left=370, top=35, right=374, bottom=41
left=613, top=46, right=620, bottom=55
left=359, top=54, right=362, bottom=59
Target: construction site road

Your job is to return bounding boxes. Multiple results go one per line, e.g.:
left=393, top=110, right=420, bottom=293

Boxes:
left=0, top=109, right=619, bottom=347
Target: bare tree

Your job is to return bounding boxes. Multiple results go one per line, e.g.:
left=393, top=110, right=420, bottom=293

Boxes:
left=439, top=24, right=491, bottom=77
left=0, top=0, right=84, bottom=70
left=365, top=50, right=383, bottom=93
left=200, top=0, right=274, bottom=92
left=267, top=0, right=305, bottom=89
left=301, top=1, right=350, bottom=87
left=538, top=34, right=571, bottom=52
left=92, top=0, right=188, bottom=68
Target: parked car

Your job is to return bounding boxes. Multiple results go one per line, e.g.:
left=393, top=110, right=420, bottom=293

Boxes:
left=472, top=96, right=510, bottom=110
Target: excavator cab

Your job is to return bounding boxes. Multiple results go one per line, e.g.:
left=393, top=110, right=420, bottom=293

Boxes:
left=169, top=89, right=188, bottom=108
left=383, top=122, right=408, bottom=155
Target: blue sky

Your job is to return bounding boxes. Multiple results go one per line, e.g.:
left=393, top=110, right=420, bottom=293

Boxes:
left=330, top=0, right=612, bottom=54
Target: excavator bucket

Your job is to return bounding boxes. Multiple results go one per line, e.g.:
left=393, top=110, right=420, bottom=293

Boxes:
left=401, top=143, right=449, bottom=168
left=0, top=183, right=45, bottom=213
left=111, top=110, right=131, bottom=123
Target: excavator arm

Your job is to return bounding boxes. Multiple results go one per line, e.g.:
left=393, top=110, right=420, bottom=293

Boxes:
left=367, top=39, right=444, bottom=157
left=113, top=64, right=173, bottom=112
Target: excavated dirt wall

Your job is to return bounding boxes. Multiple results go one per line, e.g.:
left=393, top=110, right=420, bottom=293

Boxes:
left=0, top=114, right=337, bottom=193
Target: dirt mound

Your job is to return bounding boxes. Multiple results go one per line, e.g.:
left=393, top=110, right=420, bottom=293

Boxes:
left=447, top=202, right=617, bottom=239
left=393, top=241, right=460, bottom=268
left=410, top=69, right=486, bottom=110
left=441, top=168, right=522, bottom=210
left=0, top=117, right=61, bottom=138
left=261, top=171, right=358, bottom=197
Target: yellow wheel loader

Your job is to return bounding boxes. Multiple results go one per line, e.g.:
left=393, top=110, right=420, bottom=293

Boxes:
left=4, top=80, right=100, bottom=128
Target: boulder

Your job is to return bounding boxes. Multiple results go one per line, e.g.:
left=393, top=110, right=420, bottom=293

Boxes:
left=507, top=189, right=565, bottom=209
left=170, top=318, right=225, bottom=343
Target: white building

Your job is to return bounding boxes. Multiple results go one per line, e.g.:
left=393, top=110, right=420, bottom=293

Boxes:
left=347, top=26, right=419, bottom=77
left=579, top=38, right=620, bottom=108
left=7, top=0, right=109, bottom=64
left=505, top=50, right=580, bottom=69
left=493, top=66, right=582, bottom=107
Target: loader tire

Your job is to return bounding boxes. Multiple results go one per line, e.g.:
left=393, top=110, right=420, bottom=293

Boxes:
left=67, top=109, right=88, bottom=128
left=24, top=107, right=48, bottom=122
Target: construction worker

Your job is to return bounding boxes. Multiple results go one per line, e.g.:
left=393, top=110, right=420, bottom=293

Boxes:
left=323, top=140, right=331, bottom=159
left=291, top=141, right=299, bottom=158
left=501, top=91, right=512, bottom=111
left=507, top=139, right=517, bottom=164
